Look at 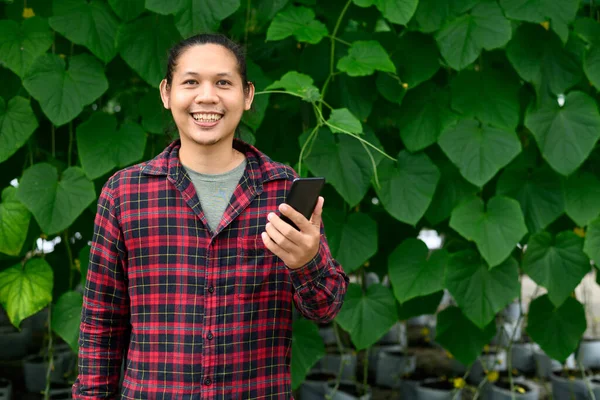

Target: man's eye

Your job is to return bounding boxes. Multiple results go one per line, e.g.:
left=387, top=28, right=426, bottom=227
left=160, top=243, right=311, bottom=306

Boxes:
left=217, top=80, right=231, bottom=86
left=183, top=80, right=197, bottom=85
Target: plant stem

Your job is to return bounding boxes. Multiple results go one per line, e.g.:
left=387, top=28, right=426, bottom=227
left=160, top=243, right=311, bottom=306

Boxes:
left=254, top=90, right=305, bottom=100
left=63, top=230, right=74, bottom=290
left=362, top=347, right=369, bottom=394
left=322, top=0, right=353, bottom=102
left=472, top=373, right=489, bottom=400
left=43, top=304, right=53, bottom=400
left=298, top=124, right=320, bottom=176
left=328, top=35, right=352, bottom=46
left=579, top=360, right=597, bottom=400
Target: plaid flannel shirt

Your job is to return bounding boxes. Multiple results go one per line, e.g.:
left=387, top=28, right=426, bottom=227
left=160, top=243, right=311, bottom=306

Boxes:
left=72, top=139, right=348, bottom=399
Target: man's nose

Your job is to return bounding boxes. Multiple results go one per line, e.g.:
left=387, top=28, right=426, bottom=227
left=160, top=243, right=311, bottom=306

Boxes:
left=195, top=83, right=218, bottom=103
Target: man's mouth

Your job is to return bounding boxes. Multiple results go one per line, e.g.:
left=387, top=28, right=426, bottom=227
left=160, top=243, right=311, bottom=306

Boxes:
left=190, top=112, right=223, bottom=122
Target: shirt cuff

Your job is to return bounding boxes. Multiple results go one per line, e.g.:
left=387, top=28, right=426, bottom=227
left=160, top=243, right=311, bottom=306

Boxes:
left=287, top=242, right=328, bottom=292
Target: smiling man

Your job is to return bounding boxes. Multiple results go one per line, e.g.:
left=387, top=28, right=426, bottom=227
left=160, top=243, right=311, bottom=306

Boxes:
left=73, top=33, right=348, bottom=399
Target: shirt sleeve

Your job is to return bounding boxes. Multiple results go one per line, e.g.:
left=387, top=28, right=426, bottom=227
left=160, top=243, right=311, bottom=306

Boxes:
left=288, top=225, right=349, bottom=324
left=72, top=177, right=130, bottom=399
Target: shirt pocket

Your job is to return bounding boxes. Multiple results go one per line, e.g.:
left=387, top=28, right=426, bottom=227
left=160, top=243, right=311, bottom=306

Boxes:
left=237, top=236, right=277, bottom=299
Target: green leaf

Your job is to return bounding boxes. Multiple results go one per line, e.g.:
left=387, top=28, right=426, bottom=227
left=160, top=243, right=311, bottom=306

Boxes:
left=291, top=318, right=325, bottom=390
left=573, top=17, right=600, bottom=46
left=144, top=0, right=186, bottom=14
left=266, top=71, right=320, bottom=102
left=506, top=24, right=582, bottom=97
left=438, top=119, right=522, bottom=187
left=52, top=291, right=82, bottom=353
left=0, top=17, right=53, bottom=77
left=242, top=60, right=271, bottom=131
left=525, top=91, right=600, bottom=176
left=388, top=239, right=447, bottom=304
left=16, top=164, right=96, bottom=235
left=78, top=245, right=90, bottom=287
left=0, top=258, right=53, bottom=328
left=397, top=291, right=444, bottom=320
left=584, top=45, right=600, bottom=90
left=496, top=164, right=565, bottom=234
left=574, top=18, right=600, bottom=89
left=435, top=0, right=511, bottom=70
left=446, top=250, right=520, bottom=328
left=413, top=0, right=479, bottom=33
left=335, top=283, right=398, bottom=350
left=22, top=54, right=109, bottom=126
left=0, top=187, right=31, bottom=256
left=450, top=69, right=520, bottom=130
left=392, top=32, right=440, bottom=89
left=301, top=127, right=382, bottom=206
left=49, top=0, right=119, bottom=63
left=77, top=113, right=147, bottom=180
left=376, top=72, right=406, bottom=105
left=337, top=40, right=396, bottom=77
left=139, top=90, right=173, bottom=135
left=174, top=0, right=240, bottom=37
left=499, top=0, right=578, bottom=44
left=327, top=108, right=363, bottom=134
left=435, top=306, right=497, bottom=366
left=449, top=196, right=527, bottom=267
left=354, top=0, right=418, bottom=25
left=398, top=82, right=455, bottom=152
left=375, top=151, right=440, bottom=226
left=335, top=75, right=378, bottom=121
left=108, top=0, right=145, bottom=21
left=0, top=96, right=38, bottom=163
left=564, top=171, right=600, bottom=227
left=323, top=210, right=377, bottom=274
left=266, top=6, right=328, bottom=44
left=425, top=159, right=478, bottom=226
left=526, top=294, right=586, bottom=363
left=117, top=15, right=182, bottom=87
left=585, top=217, right=600, bottom=266
left=522, top=231, right=590, bottom=307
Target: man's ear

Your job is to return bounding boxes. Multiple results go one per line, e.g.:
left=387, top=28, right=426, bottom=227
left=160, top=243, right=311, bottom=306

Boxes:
left=244, top=81, right=255, bottom=111
left=159, top=79, right=170, bottom=109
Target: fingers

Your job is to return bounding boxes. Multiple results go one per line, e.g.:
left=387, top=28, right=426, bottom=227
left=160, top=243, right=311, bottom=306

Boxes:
left=261, top=231, right=288, bottom=258
left=265, top=221, right=296, bottom=252
left=309, top=196, right=324, bottom=228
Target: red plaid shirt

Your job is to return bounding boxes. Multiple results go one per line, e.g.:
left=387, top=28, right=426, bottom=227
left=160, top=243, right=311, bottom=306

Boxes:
left=73, top=139, right=348, bottom=399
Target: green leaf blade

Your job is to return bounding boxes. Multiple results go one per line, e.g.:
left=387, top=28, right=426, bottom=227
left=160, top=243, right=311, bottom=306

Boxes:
left=267, top=6, right=328, bottom=44
left=0, top=187, right=31, bottom=256
left=52, top=290, right=83, bottom=353
left=291, top=318, right=325, bottom=389
left=337, top=41, right=396, bottom=77
left=0, top=96, right=39, bottom=163
left=0, top=17, right=53, bottom=77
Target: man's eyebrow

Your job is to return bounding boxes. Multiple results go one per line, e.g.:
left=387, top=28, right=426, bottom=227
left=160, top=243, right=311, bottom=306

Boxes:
left=181, top=71, right=233, bottom=77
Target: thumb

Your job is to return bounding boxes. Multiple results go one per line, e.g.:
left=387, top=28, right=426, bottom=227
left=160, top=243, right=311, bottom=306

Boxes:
left=310, top=196, right=324, bottom=228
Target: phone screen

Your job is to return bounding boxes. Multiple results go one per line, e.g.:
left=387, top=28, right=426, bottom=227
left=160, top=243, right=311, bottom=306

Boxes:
left=280, top=177, right=325, bottom=230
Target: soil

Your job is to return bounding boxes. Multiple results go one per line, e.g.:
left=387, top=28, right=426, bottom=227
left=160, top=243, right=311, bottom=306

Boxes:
left=495, top=380, right=534, bottom=393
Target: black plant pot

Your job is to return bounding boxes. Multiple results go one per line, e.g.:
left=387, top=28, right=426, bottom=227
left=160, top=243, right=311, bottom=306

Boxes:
left=22, top=354, right=65, bottom=393
left=578, top=339, right=600, bottom=369
left=487, top=380, right=540, bottom=400
left=415, top=378, right=461, bottom=400
left=0, top=323, right=32, bottom=360
left=313, top=349, right=357, bottom=380
left=299, top=371, right=336, bottom=400
left=326, top=381, right=371, bottom=400
left=374, top=350, right=416, bottom=388
left=550, top=370, right=591, bottom=400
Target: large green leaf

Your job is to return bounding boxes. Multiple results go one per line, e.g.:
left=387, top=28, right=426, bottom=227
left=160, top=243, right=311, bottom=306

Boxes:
left=388, top=239, right=447, bottom=304
left=266, top=71, right=320, bottom=102
left=574, top=18, right=600, bottom=90
left=445, top=250, right=520, bottom=329
left=291, top=318, right=325, bottom=390
left=0, top=17, right=53, bottom=77
left=0, top=187, right=31, bottom=257
left=52, top=291, right=83, bottom=353
left=391, top=32, right=440, bottom=89
left=335, top=75, right=378, bottom=121
left=425, top=159, right=478, bottom=226
left=435, top=0, right=511, bottom=70
left=585, top=217, right=600, bottom=267
left=499, top=0, right=578, bottom=44
left=22, top=54, right=108, bottom=126
left=496, top=164, right=565, bottom=234
left=450, top=69, right=520, bottom=131
left=108, top=0, right=145, bottom=21
left=302, top=127, right=381, bottom=207
left=435, top=306, right=497, bottom=367
left=526, top=295, right=586, bottom=363
left=174, top=0, right=241, bottom=38
left=564, top=171, right=600, bottom=227
left=327, top=108, right=363, bottom=134
left=139, top=90, right=173, bottom=135
left=506, top=24, right=582, bottom=97
left=16, top=164, right=96, bottom=235
left=49, top=0, right=119, bottom=63
left=116, top=15, right=182, bottom=87
left=77, top=113, right=147, bottom=180
left=266, top=6, right=328, bottom=44
left=525, top=91, right=600, bottom=176
left=438, top=119, right=522, bottom=187
left=398, top=82, right=455, bottom=152
left=323, top=210, right=377, bottom=274
left=0, top=258, right=53, bottom=328
left=449, top=196, right=527, bottom=267
left=242, top=60, right=271, bottom=132
left=0, top=96, right=38, bottom=163
left=375, top=151, right=440, bottom=226
left=397, top=291, right=444, bottom=320
left=522, top=231, right=590, bottom=308
left=413, top=0, right=479, bottom=33
left=353, top=0, right=418, bottom=25
left=144, top=0, right=186, bottom=14
left=335, top=283, right=398, bottom=350
left=337, top=41, right=396, bottom=77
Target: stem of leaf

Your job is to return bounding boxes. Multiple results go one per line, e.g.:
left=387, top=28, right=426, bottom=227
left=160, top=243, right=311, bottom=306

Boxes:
left=43, top=304, right=53, bottom=400
left=298, top=124, right=320, bottom=176
left=328, top=35, right=351, bottom=47
left=579, top=359, right=597, bottom=400
left=322, top=0, right=353, bottom=102
left=63, top=230, right=74, bottom=290
left=254, top=90, right=305, bottom=100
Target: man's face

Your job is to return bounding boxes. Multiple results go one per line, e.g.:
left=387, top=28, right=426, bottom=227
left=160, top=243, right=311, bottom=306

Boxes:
left=160, top=43, right=254, bottom=148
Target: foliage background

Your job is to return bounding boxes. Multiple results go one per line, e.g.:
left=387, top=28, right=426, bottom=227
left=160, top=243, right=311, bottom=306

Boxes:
left=1, top=0, right=600, bottom=390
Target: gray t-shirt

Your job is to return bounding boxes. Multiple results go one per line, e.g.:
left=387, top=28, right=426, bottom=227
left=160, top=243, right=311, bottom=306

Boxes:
left=182, top=158, right=247, bottom=232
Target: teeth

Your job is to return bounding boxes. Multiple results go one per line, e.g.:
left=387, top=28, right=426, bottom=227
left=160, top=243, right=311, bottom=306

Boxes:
left=192, top=113, right=222, bottom=122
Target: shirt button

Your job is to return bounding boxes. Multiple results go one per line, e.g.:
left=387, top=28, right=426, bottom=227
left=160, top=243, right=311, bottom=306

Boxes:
left=208, top=286, right=214, bottom=293
left=204, top=378, right=212, bottom=386
left=207, top=332, right=213, bottom=340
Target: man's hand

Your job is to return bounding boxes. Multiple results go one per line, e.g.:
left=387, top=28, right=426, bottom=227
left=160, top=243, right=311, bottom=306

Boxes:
left=261, top=196, right=324, bottom=269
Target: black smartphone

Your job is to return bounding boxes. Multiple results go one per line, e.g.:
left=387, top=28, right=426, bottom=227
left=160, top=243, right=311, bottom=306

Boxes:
left=280, top=177, right=326, bottom=230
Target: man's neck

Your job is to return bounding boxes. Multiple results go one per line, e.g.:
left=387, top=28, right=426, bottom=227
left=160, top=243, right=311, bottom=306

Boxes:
left=178, top=138, right=244, bottom=174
